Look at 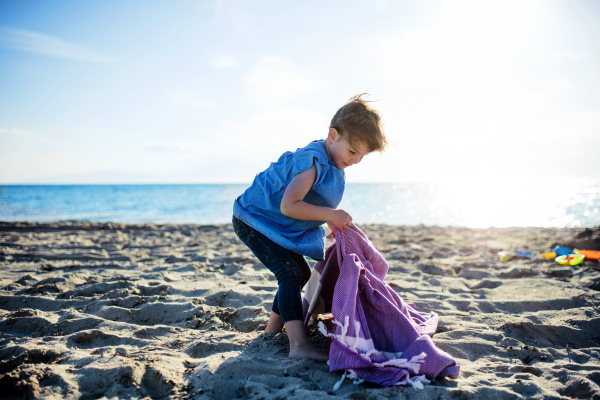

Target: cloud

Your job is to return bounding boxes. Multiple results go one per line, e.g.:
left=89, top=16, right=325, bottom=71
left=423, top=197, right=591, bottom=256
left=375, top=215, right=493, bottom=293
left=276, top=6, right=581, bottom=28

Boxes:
left=0, top=127, right=50, bottom=143
left=0, top=26, right=118, bottom=62
left=167, top=90, right=219, bottom=109
left=552, top=51, right=590, bottom=61
left=219, top=107, right=329, bottom=154
left=142, top=144, right=195, bottom=154
left=208, top=55, right=236, bottom=68
left=257, top=56, right=293, bottom=68
left=245, top=56, right=325, bottom=104
left=0, top=127, right=34, bottom=137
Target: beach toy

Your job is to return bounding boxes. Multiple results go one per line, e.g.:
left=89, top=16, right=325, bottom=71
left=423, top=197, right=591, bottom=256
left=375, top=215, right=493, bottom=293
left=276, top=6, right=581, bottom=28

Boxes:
left=555, top=254, right=584, bottom=266
left=574, top=249, right=600, bottom=261
left=568, top=254, right=585, bottom=266
left=541, top=252, right=557, bottom=259
left=498, top=251, right=511, bottom=262
left=514, top=250, right=535, bottom=258
left=552, top=246, right=572, bottom=257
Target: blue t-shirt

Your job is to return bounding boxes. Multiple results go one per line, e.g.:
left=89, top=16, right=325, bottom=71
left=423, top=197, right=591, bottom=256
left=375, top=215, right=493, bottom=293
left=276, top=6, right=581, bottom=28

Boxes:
left=233, top=139, right=345, bottom=260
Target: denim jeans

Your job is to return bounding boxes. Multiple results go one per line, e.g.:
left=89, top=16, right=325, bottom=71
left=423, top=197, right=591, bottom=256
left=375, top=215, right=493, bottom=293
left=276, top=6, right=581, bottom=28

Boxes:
left=232, top=216, right=311, bottom=324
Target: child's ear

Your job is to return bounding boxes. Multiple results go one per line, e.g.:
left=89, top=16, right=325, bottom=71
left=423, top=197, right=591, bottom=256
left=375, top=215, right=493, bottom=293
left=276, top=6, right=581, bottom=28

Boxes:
left=328, top=128, right=339, bottom=143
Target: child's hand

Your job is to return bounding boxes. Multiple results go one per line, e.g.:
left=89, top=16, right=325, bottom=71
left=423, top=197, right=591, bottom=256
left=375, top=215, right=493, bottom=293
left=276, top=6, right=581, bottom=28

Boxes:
left=326, top=221, right=336, bottom=238
left=329, top=209, right=352, bottom=231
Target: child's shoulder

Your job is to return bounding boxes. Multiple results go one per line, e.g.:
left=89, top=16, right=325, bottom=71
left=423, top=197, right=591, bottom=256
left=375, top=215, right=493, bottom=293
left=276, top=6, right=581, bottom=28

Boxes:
left=276, top=139, right=328, bottom=167
left=282, top=139, right=345, bottom=184
left=290, top=139, right=326, bottom=159
left=294, top=139, right=324, bottom=152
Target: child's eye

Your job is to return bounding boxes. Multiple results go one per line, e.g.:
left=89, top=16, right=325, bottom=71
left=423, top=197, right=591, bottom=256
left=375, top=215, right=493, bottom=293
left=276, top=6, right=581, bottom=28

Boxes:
left=349, top=150, right=356, bottom=154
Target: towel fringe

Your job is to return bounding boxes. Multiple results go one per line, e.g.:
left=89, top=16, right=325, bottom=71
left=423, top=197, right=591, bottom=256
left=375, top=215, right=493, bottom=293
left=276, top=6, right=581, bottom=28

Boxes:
left=363, top=349, right=378, bottom=358
left=333, top=368, right=430, bottom=392
left=347, top=369, right=365, bottom=385
left=333, top=369, right=366, bottom=391
left=320, top=316, right=430, bottom=390
left=373, top=352, right=427, bottom=373
left=318, top=318, right=426, bottom=374
left=351, top=321, right=361, bottom=352
left=332, top=371, right=347, bottom=391
left=318, top=321, right=334, bottom=338
left=394, top=374, right=431, bottom=390
left=341, top=315, right=349, bottom=341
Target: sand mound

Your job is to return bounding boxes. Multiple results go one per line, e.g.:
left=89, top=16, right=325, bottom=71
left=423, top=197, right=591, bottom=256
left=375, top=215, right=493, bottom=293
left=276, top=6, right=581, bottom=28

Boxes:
left=1, top=222, right=599, bottom=399
left=565, top=226, right=600, bottom=251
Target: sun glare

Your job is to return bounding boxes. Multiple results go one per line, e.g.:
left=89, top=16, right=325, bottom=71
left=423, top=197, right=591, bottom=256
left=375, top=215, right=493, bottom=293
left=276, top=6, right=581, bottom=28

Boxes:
left=430, top=177, right=591, bottom=228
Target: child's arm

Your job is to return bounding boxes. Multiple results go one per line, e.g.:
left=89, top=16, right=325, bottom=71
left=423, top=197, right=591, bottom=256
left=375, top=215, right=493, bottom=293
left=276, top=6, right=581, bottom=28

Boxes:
left=280, top=164, right=352, bottom=230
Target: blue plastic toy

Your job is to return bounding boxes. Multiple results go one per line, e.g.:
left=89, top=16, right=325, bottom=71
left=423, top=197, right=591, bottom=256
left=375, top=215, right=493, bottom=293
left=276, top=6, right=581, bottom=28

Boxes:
left=515, top=250, right=535, bottom=258
left=552, top=246, right=572, bottom=257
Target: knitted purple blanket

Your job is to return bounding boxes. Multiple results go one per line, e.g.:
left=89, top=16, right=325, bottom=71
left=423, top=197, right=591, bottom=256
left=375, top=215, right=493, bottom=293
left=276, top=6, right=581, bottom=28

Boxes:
left=302, top=224, right=460, bottom=390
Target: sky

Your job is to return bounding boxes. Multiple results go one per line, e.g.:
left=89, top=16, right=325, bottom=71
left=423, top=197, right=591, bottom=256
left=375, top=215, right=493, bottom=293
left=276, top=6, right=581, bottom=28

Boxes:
left=1, top=0, right=599, bottom=184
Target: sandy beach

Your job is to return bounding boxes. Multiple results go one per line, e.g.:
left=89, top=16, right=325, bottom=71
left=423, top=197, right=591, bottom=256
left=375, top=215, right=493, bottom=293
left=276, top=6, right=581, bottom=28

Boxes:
left=1, top=221, right=599, bottom=399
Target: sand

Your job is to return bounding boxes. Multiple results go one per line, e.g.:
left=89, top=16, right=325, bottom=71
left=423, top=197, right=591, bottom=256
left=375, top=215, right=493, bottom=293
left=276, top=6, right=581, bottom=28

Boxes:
left=1, top=221, right=599, bottom=400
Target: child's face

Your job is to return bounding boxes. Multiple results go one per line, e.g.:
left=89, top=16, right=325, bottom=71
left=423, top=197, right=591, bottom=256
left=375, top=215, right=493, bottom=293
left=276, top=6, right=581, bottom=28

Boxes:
left=326, top=129, right=371, bottom=169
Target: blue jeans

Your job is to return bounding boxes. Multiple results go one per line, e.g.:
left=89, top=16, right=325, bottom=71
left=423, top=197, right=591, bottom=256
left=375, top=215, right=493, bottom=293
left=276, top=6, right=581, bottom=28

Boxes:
left=232, top=216, right=311, bottom=324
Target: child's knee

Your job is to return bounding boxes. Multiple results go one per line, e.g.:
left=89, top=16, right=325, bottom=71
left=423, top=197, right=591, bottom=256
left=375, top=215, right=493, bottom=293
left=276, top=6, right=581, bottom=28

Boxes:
left=278, top=263, right=306, bottom=287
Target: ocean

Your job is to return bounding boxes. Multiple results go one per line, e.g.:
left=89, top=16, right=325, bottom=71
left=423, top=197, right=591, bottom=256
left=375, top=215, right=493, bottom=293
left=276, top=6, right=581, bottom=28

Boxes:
left=1, top=182, right=599, bottom=228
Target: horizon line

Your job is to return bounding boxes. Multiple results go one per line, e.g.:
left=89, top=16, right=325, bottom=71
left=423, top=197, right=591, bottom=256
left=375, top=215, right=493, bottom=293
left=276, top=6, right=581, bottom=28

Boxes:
left=0, top=181, right=439, bottom=186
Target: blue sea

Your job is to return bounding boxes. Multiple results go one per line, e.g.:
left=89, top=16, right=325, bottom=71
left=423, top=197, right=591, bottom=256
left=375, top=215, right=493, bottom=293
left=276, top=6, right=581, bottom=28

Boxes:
left=1, top=182, right=599, bottom=228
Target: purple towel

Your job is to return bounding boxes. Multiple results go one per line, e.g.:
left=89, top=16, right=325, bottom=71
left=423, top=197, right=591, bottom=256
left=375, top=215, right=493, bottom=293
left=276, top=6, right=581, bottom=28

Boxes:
left=302, top=224, right=460, bottom=390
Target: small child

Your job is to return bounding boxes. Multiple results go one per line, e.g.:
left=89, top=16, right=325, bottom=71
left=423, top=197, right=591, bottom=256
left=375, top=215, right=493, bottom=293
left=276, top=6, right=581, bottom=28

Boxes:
left=232, top=94, right=388, bottom=361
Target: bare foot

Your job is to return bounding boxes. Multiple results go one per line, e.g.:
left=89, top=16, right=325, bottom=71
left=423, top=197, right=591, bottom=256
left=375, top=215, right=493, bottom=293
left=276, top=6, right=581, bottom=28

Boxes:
left=284, top=319, right=329, bottom=361
left=289, top=345, right=329, bottom=361
left=263, top=311, right=284, bottom=334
